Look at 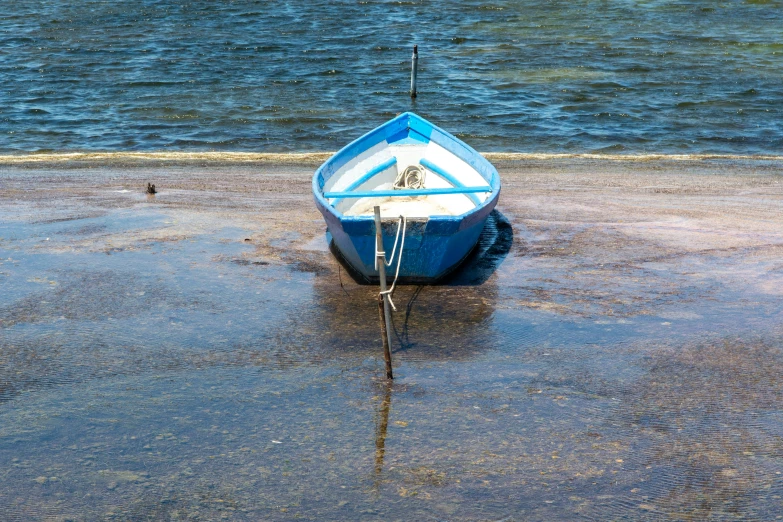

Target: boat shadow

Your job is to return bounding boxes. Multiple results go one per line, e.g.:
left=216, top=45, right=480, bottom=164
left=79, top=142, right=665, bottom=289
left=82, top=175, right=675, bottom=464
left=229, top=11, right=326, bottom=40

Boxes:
left=441, top=209, right=513, bottom=286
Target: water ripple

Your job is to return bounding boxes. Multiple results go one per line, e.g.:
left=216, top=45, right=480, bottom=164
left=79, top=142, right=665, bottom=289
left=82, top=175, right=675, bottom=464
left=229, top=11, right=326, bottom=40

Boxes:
left=1, top=1, right=781, bottom=153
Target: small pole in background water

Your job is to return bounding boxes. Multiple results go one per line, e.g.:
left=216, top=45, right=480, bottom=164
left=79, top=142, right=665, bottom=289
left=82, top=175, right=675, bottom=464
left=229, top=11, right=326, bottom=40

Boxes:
left=410, top=45, right=418, bottom=99
left=374, top=205, right=394, bottom=379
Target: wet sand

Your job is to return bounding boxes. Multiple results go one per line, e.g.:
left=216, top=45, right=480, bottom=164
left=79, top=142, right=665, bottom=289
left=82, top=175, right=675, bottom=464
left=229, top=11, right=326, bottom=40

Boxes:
left=1, top=156, right=782, bottom=520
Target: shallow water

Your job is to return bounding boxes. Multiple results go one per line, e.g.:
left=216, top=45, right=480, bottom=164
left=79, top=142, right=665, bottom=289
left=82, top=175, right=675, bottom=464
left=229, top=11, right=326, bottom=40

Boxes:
left=2, top=0, right=783, bottom=154
left=1, top=161, right=783, bottom=520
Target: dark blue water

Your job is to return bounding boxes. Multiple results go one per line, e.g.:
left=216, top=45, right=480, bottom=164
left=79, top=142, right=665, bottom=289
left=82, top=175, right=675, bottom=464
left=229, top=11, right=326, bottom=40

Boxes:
left=2, top=0, right=782, bottom=154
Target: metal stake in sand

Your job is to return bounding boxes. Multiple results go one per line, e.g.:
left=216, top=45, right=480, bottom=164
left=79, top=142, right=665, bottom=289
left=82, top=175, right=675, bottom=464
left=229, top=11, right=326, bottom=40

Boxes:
left=374, top=206, right=394, bottom=379
left=410, top=45, right=418, bottom=99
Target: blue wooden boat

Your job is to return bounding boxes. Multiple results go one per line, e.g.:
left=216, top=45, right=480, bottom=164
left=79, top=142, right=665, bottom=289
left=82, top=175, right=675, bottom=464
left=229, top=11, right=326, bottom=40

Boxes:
left=313, top=112, right=501, bottom=283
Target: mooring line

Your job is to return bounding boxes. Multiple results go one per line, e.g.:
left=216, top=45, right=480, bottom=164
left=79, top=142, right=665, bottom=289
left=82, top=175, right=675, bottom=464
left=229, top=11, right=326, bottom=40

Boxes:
left=376, top=215, right=407, bottom=311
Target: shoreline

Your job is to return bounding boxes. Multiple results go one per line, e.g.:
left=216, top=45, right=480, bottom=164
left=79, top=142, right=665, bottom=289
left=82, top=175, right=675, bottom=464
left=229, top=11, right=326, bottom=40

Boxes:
left=1, top=151, right=783, bottom=166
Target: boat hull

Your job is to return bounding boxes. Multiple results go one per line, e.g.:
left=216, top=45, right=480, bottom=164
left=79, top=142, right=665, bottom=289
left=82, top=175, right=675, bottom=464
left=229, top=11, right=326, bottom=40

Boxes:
left=316, top=189, right=499, bottom=283
left=312, top=112, right=501, bottom=284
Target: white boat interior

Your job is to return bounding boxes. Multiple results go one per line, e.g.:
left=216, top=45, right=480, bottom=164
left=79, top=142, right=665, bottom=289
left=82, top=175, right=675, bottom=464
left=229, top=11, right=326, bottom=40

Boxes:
left=323, top=141, right=492, bottom=218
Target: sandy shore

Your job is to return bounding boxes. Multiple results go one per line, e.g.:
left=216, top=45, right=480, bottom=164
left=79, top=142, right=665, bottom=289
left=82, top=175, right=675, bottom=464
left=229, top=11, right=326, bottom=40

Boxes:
left=3, top=155, right=782, bottom=310
left=1, top=157, right=782, bottom=520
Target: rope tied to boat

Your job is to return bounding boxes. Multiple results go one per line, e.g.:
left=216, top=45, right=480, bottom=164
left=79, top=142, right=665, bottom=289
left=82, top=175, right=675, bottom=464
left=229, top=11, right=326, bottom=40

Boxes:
left=374, top=215, right=407, bottom=311
left=393, top=165, right=425, bottom=190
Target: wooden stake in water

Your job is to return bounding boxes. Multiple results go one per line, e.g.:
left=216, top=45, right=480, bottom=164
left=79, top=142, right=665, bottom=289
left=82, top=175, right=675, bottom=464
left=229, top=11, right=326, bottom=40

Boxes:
left=374, top=206, right=394, bottom=380
left=410, top=45, right=418, bottom=99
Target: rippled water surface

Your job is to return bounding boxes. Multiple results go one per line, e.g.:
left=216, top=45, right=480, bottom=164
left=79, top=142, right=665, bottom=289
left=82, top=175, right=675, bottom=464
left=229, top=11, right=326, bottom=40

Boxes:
left=2, top=0, right=783, bottom=153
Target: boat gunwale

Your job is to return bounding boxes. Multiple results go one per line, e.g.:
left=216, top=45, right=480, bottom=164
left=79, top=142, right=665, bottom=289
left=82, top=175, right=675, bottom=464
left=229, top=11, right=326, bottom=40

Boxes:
left=312, top=112, right=501, bottom=225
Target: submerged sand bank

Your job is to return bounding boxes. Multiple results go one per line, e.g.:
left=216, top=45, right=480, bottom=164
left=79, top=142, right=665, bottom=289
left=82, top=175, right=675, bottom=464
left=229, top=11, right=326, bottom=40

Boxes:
left=2, top=155, right=781, bottom=334
left=1, top=157, right=782, bottom=520
left=2, top=155, right=781, bottom=289
left=2, top=156, right=782, bottom=315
